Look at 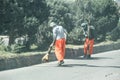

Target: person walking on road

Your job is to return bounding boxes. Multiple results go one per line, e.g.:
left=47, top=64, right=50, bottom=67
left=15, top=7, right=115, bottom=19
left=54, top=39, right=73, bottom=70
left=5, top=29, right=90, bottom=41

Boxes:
left=81, top=21, right=95, bottom=59
left=50, top=22, right=67, bottom=66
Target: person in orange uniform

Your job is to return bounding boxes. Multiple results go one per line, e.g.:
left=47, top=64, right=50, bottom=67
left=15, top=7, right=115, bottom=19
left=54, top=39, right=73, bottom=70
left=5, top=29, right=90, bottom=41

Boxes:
left=81, top=22, right=95, bottom=59
left=50, top=22, right=67, bottom=66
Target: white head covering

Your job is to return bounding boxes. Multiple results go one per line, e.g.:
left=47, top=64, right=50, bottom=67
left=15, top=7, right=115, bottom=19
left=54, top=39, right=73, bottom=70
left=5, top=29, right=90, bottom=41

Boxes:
left=81, top=23, right=88, bottom=27
left=50, top=22, right=56, bottom=27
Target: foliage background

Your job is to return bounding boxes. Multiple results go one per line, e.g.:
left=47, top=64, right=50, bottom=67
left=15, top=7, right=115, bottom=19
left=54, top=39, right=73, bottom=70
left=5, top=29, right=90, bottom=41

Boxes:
left=0, top=0, right=120, bottom=52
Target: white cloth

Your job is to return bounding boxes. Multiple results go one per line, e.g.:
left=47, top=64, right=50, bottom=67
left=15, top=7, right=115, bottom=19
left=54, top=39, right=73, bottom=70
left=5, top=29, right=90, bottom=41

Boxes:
left=52, top=25, right=66, bottom=40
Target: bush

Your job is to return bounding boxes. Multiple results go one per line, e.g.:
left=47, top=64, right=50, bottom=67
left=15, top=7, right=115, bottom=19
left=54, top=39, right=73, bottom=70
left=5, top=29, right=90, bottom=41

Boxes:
left=5, top=44, right=26, bottom=53
left=109, top=26, right=120, bottom=41
left=67, top=27, right=85, bottom=44
left=0, top=45, right=7, bottom=51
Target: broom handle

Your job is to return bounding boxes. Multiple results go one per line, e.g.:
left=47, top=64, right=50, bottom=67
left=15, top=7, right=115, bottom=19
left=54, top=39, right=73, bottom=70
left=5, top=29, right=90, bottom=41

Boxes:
left=47, top=46, right=52, bottom=54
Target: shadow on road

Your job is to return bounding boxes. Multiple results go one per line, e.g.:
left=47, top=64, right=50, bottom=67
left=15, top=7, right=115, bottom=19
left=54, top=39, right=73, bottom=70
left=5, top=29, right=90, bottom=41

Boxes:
left=61, top=64, right=120, bottom=69
left=74, top=56, right=113, bottom=60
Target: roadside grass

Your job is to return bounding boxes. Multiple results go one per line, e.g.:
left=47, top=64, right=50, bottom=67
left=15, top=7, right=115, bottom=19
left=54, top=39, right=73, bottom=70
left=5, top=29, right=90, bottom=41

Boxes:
left=0, top=51, right=18, bottom=59
left=0, top=39, right=120, bottom=59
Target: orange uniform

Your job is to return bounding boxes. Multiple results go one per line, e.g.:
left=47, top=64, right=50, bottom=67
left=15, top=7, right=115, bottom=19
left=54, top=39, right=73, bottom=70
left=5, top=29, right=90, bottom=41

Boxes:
left=55, top=38, right=66, bottom=61
left=84, top=38, right=94, bottom=55
left=81, top=22, right=95, bottom=58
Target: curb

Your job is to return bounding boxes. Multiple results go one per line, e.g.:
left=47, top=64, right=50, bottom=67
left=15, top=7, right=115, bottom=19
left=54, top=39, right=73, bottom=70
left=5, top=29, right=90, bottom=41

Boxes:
left=0, top=42, right=120, bottom=71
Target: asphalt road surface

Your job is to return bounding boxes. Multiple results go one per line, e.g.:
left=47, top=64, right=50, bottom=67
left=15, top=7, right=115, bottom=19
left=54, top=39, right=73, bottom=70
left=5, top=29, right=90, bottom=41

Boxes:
left=0, top=50, right=120, bottom=80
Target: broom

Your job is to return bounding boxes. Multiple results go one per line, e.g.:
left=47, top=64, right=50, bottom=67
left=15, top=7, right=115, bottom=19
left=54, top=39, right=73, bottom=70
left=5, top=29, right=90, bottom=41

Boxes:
left=42, top=33, right=57, bottom=62
left=42, top=46, right=53, bottom=62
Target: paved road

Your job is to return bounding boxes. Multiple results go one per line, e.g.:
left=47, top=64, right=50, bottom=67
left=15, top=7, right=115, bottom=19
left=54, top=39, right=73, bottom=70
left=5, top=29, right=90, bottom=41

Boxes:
left=0, top=50, right=120, bottom=80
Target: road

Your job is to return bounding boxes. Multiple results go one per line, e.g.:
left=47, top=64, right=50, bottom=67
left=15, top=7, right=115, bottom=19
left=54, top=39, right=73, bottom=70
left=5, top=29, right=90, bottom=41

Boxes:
left=0, top=50, right=120, bottom=80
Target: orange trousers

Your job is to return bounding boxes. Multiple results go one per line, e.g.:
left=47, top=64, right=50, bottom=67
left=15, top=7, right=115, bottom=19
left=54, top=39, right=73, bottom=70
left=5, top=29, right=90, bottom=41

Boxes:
left=55, top=38, right=66, bottom=61
left=84, top=38, right=94, bottom=55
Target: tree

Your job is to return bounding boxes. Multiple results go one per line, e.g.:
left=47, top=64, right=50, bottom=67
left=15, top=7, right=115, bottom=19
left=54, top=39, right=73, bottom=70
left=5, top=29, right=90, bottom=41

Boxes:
left=46, top=0, right=75, bottom=32
left=18, top=0, right=49, bottom=49
left=0, top=0, right=24, bottom=45
left=0, top=0, right=49, bottom=49
left=76, top=0, right=119, bottom=42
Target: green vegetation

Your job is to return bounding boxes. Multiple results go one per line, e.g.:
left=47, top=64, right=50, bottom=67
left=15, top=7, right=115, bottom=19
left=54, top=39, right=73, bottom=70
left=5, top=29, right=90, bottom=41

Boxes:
left=0, top=0, right=120, bottom=54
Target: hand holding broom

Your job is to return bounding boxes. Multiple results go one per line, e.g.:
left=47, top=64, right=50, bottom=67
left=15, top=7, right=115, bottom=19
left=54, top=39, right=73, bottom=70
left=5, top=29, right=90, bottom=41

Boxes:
left=41, top=44, right=53, bottom=63
left=42, top=33, right=56, bottom=63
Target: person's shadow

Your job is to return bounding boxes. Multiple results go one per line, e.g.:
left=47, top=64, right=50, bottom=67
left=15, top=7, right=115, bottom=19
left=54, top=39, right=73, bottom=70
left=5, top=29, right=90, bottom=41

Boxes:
left=61, top=63, right=120, bottom=69
left=67, top=56, right=113, bottom=60
left=60, top=57, right=120, bottom=68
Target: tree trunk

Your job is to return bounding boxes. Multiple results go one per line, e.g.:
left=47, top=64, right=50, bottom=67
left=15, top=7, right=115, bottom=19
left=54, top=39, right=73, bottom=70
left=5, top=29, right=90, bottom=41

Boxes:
left=9, top=30, right=15, bottom=46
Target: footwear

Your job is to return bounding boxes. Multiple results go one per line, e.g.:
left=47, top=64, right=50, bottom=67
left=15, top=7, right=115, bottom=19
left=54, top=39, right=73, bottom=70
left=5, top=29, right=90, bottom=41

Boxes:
left=83, top=54, right=91, bottom=59
left=83, top=54, right=87, bottom=59
left=57, top=60, right=64, bottom=66
left=87, top=54, right=91, bottom=59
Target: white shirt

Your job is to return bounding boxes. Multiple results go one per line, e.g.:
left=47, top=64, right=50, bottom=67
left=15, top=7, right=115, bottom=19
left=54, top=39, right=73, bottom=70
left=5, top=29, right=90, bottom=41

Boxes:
left=53, top=25, right=66, bottom=40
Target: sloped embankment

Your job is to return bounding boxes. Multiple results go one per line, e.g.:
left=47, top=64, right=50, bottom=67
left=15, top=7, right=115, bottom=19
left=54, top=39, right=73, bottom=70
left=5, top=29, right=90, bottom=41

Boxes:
left=0, top=41, right=120, bottom=71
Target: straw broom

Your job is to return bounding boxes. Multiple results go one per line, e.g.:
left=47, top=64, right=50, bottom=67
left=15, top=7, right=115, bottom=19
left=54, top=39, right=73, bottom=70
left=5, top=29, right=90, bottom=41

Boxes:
left=42, top=46, right=53, bottom=62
